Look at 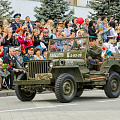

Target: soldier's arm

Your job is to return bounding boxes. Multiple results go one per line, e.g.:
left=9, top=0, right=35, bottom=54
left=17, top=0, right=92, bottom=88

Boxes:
left=89, top=47, right=102, bottom=57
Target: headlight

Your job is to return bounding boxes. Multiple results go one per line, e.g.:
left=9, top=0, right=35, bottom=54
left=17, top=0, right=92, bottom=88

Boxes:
left=49, top=62, right=53, bottom=68
left=25, top=64, right=28, bottom=68
left=59, top=60, right=65, bottom=66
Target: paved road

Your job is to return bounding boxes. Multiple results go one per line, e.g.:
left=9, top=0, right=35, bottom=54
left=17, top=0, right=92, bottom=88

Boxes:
left=0, top=90, right=120, bottom=120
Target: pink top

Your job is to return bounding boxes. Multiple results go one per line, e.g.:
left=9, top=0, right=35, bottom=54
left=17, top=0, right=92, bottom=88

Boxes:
left=17, top=35, right=26, bottom=47
left=24, top=38, right=34, bottom=47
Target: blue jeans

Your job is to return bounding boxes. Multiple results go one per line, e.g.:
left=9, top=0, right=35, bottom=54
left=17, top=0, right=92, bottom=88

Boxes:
left=87, top=60, right=97, bottom=70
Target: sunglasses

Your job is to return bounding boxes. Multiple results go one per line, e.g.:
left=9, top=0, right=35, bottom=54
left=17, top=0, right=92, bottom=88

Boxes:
left=59, top=23, right=63, bottom=24
left=44, top=32, right=48, bottom=33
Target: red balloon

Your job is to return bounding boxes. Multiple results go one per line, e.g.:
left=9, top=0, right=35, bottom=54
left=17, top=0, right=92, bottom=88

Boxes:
left=77, top=17, right=84, bottom=24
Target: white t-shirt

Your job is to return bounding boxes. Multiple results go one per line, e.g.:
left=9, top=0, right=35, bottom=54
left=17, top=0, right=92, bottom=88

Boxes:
left=110, top=28, right=117, bottom=37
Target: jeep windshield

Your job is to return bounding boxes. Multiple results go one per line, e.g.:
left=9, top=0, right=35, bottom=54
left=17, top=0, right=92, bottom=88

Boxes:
left=49, top=37, right=88, bottom=52
left=47, top=37, right=88, bottom=59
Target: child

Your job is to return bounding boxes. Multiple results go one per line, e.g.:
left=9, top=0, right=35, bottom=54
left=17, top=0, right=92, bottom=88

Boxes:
left=50, top=28, right=57, bottom=39
left=97, top=27, right=103, bottom=47
left=0, top=58, right=10, bottom=90
left=101, top=43, right=112, bottom=59
left=24, top=32, right=34, bottom=47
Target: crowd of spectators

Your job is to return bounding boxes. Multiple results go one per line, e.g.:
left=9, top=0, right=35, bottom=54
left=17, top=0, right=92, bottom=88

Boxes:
left=0, top=13, right=120, bottom=90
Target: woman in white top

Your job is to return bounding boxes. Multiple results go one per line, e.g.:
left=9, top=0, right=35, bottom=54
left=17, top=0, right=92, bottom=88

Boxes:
left=34, top=48, right=44, bottom=60
left=109, top=21, right=118, bottom=37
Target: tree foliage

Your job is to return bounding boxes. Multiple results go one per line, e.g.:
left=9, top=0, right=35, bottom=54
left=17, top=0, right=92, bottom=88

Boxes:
left=0, top=0, right=14, bottom=24
left=88, top=0, right=120, bottom=20
left=34, top=0, right=74, bottom=25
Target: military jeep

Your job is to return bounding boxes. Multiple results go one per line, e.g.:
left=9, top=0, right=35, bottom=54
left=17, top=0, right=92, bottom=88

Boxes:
left=14, top=37, right=120, bottom=103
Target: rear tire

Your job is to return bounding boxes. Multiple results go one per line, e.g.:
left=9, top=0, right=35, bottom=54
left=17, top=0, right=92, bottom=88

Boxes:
left=55, top=73, right=77, bottom=103
left=104, top=72, right=120, bottom=98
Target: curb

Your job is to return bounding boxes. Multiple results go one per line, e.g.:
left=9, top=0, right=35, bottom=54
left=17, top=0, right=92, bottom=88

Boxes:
left=0, top=90, right=53, bottom=97
left=0, top=90, right=16, bottom=97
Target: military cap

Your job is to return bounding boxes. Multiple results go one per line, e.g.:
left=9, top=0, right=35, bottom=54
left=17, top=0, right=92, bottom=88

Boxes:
left=42, top=48, right=48, bottom=54
left=15, top=47, right=21, bottom=52
left=14, top=13, right=21, bottom=18
left=107, top=36, right=115, bottom=39
left=89, top=36, right=98, bottom=41
left=27, top=46, right=35, bottom=50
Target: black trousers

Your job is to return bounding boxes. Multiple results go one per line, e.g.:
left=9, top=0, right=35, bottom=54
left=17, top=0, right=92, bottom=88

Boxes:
left=5, top=70, right=23, bottom=88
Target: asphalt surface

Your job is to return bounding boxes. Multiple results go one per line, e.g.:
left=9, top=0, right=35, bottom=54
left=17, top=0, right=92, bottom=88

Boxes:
left=0, top=90, right=120, bottom=120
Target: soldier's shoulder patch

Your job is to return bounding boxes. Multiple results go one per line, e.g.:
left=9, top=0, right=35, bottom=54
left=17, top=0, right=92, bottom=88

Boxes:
left=25, top=54, right=28, bottom=56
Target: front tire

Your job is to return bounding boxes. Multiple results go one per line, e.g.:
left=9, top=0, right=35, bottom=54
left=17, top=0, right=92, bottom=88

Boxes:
left=55, top=73, right=77, bottom=103
left=15, top=85, right=36, bottom=101
left=15, top=73, right=36, bottom=101
left=104, top=72, right=120, bottom=98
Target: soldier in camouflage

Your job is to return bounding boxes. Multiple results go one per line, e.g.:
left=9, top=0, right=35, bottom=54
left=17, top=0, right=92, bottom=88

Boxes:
left=87, top=36, right=102, bottom=70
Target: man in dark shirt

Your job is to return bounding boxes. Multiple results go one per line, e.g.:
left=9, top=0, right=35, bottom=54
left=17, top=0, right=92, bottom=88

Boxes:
left=3, top=47, right=22, bottom=89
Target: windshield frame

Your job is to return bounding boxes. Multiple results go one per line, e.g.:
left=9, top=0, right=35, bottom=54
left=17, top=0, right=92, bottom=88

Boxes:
left=48, top=37, right=89, bottom=53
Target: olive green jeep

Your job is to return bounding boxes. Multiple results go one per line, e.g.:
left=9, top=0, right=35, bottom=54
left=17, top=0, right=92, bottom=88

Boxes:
left=14, top=37, right=120, bottom=103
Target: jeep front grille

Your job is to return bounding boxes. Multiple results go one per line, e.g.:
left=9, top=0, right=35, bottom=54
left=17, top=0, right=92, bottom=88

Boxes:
left=28, top=60, right=50, bottom=79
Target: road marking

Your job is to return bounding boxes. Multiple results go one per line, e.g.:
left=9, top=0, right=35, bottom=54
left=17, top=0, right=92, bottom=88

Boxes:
left=97, top=98, right=120, bottom=103
left=0, top=103, right=77, bottom=113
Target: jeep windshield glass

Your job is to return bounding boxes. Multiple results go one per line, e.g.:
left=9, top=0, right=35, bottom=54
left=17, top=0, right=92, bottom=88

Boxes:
left=49, top=37, right=88, bottom=52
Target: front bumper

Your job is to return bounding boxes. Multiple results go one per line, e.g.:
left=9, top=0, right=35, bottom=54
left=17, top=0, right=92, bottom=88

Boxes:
left=13, top=80, right=51, bottom=85
left=13, top=73, right=52, bottom=85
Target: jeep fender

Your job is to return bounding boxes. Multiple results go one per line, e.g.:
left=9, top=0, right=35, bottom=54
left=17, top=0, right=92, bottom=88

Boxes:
left=51, top=66, right=84, bottom=82
left=100, top=60, right=120, bottom=74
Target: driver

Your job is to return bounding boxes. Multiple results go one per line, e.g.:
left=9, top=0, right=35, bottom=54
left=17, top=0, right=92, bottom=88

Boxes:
left=87, top=36, right=102, bottom=70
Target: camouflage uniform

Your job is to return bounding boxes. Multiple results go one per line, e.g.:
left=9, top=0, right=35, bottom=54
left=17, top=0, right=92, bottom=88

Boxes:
left=87, top=45, right=102, bottom=61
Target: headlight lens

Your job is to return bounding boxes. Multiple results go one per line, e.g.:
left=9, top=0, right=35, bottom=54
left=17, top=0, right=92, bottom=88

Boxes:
left=25, top=64, right=28, bottom=68
left=49, top=62, right=53, bottom=68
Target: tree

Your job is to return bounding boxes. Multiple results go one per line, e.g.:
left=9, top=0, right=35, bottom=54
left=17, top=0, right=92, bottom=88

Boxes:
left=88, top=0, right=120, bottom=20
left=0, top=0, right=14, bottom=24
left=34, top=0, right=74, bottom=25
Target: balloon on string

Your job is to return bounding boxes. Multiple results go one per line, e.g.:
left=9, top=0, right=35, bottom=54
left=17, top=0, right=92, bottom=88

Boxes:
left=77, top=17, right=84, bottom=24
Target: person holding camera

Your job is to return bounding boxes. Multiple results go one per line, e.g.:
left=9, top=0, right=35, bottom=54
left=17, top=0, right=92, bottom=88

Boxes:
left=24, top=32, right=34, bottom=48
left=23, top=16, right=34, bottom=32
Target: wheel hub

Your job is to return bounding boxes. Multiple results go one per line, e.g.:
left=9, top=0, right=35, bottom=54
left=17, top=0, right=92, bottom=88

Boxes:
left=111, top=79, right=118, bottom=91
left=62, top=79, right=74, bottom=98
